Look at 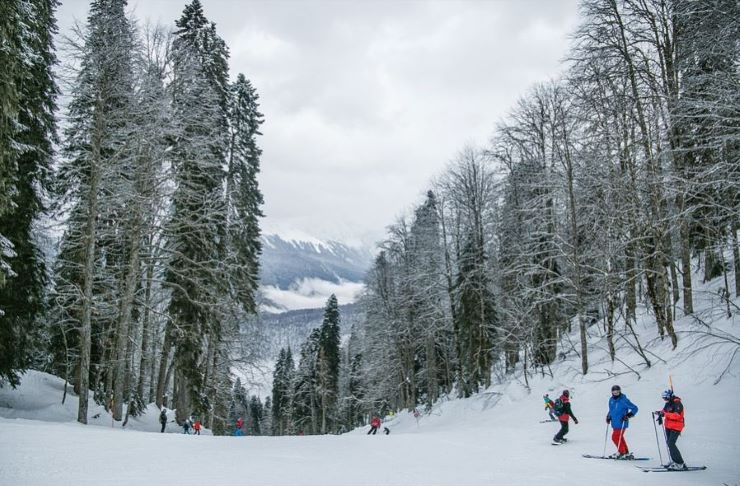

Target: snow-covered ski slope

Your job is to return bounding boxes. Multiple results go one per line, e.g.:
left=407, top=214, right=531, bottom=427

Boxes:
left=2, top=273, right=739, bottom=485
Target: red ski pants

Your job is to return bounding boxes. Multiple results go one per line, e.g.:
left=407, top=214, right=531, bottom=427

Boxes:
left=611, top=428, right=628, bottom=454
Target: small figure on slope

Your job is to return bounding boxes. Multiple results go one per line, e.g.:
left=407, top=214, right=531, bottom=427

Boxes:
left=367, top=415, right=381, bottom=435
left=159, top=408, right=168, bottom=433
left=193, top=419, right=202, bottom=436
left=655, top=389, right=687, bottom=470
left=552, top=390, right=578, bottom=444
left=606, top=385, right=638, bottom=459
left=182, top=417, right=192, bottom=435
left=235, top=417, right=244, bottom=437
left=543, top=394, right=557, bottom=421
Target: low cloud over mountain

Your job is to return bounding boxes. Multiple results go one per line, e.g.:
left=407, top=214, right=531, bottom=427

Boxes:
left=258, top=234, right=373, bottom=312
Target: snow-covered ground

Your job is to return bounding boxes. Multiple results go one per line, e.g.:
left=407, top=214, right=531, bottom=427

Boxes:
left=2, top=274, right=739, bottom=485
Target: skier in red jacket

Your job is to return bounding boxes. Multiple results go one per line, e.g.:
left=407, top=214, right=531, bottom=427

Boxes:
left=655, top=389, right=687, bottom=470
left=552, top=390, right=578, bottom=444
left=368, top=415, right=381, bottom=435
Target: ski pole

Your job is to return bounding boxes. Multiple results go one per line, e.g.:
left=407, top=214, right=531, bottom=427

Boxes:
left=651, top=412, right=664, bottom=466
left=602, top=422, right=609, bottom=458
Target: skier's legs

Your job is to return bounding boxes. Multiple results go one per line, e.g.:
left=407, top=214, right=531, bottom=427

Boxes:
left=611, top=428, right=628, bottom=454
left=161, top=423, right=166, bottom=433
left=371, top=426, right=378, bottom=435
left=553, top=421, right=568, bottom=441
left=666, top=430, right=684, bottom=464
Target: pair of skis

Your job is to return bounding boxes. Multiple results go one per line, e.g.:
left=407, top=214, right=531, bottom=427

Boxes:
left=581, top=454, right=649, bottom=461
left=637, top=465, right=707, bottom=473
left=581, top=454, right=706, bottom=472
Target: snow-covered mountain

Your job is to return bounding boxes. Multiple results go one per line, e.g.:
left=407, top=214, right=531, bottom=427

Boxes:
left=258, top=233, right=373, bottom=312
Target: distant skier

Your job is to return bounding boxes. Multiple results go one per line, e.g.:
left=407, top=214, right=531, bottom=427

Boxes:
left=235, top=417, right=244, bottom=437
left=367, top=415, right=381, bottom=435
left=543, top=394, right=556, bottom=421
left=655, top=389, right=686, bottom=470
left=193, top=419, right=202, bottom=436
left=606, top=385, right=638, bottom=459
left=552, top=390, right=578, bottom=444
left=159, top=408, right=168, bottom=433
left=182, top=418, right=192, bottom=435
left=383, top=427, right=390, bottom=435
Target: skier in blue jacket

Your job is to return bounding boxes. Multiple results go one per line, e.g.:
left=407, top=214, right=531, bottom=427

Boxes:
left=606, top=385, right=638, bottom=459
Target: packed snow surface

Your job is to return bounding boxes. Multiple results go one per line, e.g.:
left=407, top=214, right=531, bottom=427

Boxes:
left=2, top=276, right=740, bottom=485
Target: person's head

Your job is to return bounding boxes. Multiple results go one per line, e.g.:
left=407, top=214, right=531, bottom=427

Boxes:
left=661, top=389, right=673, bottom=401
left=611, top=385, right=621, bottom=397
left=544, top=393, right=549, bottom=398
left=562, top=390, right=570, bottom=398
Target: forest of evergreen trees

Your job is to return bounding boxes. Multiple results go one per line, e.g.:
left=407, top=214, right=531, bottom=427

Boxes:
left=271, top=0, right=739, bottom=435
left=0, top=0, right=264, bottom=434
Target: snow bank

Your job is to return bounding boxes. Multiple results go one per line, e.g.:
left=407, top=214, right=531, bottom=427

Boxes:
left=0, top=371, right=207, bottom=435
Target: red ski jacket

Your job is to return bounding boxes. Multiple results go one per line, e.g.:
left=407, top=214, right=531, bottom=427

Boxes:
left=370, top=417, right=381, bottom=428
left=662, top=396, right=685, bottom=432
left=558, top=395, right=577, bottom=423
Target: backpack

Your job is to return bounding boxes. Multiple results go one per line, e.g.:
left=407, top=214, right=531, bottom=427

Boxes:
left=553, top=398, right=565, bottom=416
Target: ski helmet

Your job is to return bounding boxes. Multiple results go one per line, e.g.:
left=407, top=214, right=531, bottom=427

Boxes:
left=611, top=385, right=621, bottom=392
left=562, top=390, right=570, bottom=397
left=661, top=389, right=673, bottom=399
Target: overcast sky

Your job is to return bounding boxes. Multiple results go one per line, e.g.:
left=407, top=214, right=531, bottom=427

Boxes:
left=55, top=0, right=580, bottom=246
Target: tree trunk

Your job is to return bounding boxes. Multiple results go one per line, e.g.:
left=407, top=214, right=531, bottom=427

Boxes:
left=606, top=293, right=616, bottom=362
left=732, top=222, right=740, bottom=298
left=174, top=363, right=191, bottom=424
left=155, top=323, right=173, bottom=409
left=625, top=241, right=638, bottom=325
left=78, top=98, right=105, bottom=425
left=112, top=219, right=142, bottom=420
left=136, top=256, right=154, bottom=401
left=680, top=221, right=694, bottom=313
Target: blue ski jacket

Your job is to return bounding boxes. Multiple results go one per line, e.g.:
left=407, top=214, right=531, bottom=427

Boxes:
left=607, top=393, right=638, bottom=430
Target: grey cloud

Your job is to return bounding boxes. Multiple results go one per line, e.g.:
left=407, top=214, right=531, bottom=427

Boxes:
left=56, top=0, right=579, bottom=243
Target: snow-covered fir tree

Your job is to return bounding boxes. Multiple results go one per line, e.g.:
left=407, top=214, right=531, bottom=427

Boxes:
left=0, top=0, right=58, bottom=386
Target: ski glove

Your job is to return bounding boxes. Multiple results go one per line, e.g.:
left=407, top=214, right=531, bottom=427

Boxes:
left=624, top=412, right=634, bottom=420
left=574, top=419, right=579, bottom=424
left=606, top=416, right=611, bottom=424
left=656, top=415, right=663, bottom=425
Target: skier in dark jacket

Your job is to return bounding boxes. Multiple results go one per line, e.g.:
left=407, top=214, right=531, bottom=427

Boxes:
left=552, top=390, right=578, bottom=443
left=655, top=389, right=686, bottom=470
left=159, top=409, right=167, bottom=433
left=606, top=385, right=638, bottom=459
